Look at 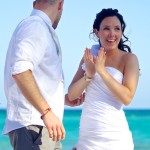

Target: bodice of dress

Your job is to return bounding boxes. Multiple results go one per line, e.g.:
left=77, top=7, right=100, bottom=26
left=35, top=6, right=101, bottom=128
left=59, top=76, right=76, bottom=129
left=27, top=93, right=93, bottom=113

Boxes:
left=85, top=67, right=123, bottom=110
left=81, top=66, right=129, bottom=132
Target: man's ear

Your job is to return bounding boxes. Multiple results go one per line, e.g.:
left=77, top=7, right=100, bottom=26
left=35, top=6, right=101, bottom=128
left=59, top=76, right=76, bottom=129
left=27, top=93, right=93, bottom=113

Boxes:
left=58, top=0, right=63, bottom=10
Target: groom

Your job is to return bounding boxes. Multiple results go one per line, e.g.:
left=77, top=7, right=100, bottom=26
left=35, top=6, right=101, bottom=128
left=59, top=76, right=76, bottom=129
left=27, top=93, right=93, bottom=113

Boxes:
left=3, top=0, right=84, bottom=150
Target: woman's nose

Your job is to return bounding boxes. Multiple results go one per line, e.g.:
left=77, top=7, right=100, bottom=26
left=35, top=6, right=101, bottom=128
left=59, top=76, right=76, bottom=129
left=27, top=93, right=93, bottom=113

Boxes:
left=109, top=29, right=115, bottom=36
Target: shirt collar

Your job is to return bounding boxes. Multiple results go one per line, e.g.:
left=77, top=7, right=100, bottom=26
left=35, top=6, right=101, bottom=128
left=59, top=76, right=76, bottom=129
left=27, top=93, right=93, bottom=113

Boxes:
left=30, top=9, right=54, bottom=33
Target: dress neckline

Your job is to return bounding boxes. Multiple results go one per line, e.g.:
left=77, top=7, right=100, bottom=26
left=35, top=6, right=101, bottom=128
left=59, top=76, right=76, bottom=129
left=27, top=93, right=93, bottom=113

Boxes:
left=105, top=66, right=123, bottom=76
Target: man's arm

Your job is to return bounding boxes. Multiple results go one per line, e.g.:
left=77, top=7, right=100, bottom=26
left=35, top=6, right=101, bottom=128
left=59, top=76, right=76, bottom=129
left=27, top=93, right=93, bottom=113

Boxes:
left=13, top=70, right=65, bottom=141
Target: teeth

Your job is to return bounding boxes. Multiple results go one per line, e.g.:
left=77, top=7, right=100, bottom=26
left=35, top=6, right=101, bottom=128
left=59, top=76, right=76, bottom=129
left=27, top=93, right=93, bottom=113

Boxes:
left=108, top=39, right=115, bottom=42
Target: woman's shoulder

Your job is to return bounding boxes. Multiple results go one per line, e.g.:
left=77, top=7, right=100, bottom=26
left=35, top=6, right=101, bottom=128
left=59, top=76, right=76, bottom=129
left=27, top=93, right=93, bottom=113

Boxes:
left=121, top=52, right=139, bottom=67
left=122, top=51, right=138, bottom=61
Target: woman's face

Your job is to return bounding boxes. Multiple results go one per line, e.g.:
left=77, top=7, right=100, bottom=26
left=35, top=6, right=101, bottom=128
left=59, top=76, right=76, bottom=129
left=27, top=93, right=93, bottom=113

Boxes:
left=96, top=16, right=122, bottom=51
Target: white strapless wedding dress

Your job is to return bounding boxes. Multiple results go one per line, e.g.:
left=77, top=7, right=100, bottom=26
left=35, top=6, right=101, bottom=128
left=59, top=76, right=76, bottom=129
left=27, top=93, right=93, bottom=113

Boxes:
left=75, top=45, right=134, bottom=150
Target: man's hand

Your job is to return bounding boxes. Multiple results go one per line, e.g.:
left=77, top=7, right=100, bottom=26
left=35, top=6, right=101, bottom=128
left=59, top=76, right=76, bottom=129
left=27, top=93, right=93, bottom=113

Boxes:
left=65, top=93, right=85, bottom=107
left=42, top=110, right=65, bottom=141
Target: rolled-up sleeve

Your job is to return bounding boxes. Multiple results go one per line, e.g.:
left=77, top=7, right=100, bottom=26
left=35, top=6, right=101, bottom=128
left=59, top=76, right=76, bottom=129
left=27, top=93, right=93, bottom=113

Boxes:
left=11, top=61, right=34, bottom=75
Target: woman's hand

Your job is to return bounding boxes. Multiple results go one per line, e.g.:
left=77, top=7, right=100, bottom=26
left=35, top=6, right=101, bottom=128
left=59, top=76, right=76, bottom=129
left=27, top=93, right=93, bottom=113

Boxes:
left=93, top=47, right=106, bottom=74
left=84, top=48, right=96, bottom=78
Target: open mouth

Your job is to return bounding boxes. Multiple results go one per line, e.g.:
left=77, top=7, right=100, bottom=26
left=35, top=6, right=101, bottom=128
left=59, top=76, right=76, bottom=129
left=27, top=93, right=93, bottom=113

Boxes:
left=107, top=39, right=116, bottom=43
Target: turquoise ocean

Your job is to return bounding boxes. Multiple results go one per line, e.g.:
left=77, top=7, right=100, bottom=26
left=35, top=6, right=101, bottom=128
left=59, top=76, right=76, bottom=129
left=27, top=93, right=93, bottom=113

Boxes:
left=0, top=109, right=150, bottom=150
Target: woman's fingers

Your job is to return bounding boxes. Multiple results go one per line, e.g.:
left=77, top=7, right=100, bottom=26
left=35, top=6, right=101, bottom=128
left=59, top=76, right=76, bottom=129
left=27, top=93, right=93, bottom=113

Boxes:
left=84, top=48, right=92, bottom=61
left=98, top=47, right=105, bottom=58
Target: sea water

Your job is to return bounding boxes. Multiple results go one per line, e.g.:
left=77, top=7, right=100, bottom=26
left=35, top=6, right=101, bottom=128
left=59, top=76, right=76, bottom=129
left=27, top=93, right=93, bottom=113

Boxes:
left=0, top=109, right=150, bottom=150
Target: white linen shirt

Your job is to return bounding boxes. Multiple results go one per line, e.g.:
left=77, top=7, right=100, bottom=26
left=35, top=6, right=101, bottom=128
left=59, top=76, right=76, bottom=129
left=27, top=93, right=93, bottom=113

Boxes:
left=3, top=9, right=64, bottom=134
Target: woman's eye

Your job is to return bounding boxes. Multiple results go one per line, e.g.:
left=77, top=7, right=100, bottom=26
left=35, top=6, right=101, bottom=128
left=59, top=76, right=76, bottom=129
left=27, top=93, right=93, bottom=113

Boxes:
left=115, top=27, right=121, bottom=31
left=104, top=27, right=109, bottom=30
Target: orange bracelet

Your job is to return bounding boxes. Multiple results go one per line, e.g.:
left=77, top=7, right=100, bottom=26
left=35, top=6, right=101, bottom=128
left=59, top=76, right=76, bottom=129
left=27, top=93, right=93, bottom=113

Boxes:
left=41, top=108, right=51, bottom=120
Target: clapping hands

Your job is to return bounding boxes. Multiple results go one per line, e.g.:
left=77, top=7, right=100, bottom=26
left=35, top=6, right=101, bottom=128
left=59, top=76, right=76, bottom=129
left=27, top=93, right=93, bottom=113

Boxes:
left=84, top=47, right=106, bottom=75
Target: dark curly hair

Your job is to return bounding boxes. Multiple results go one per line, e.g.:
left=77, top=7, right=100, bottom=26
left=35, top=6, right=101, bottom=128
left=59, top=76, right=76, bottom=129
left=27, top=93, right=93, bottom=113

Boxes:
left=91, top=8, right=131, bottom=53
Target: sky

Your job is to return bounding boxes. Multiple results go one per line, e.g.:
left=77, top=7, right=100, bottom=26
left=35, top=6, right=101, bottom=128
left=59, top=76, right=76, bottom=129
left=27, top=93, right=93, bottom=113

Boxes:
left=0, top=0, right=150, bottom=109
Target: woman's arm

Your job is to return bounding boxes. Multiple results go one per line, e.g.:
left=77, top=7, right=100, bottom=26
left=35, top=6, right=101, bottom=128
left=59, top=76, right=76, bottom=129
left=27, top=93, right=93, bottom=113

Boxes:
left=68, top=48, right=96, bottom=101
left=95, top=49, right=139, bottom=105
left=68, top=58, right=90, bottom=100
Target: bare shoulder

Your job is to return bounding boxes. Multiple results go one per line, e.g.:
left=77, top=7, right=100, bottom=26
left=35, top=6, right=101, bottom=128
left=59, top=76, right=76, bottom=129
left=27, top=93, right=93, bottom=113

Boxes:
left=123, top=52, right=138, bottom=59
left=122, top=52, right=139, bottom=72
left=122, top=52, right=139, bottom=65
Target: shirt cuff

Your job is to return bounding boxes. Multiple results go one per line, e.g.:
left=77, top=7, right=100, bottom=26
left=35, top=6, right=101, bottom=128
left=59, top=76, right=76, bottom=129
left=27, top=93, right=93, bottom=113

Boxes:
left=11, top=61, right=34, bottom=75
